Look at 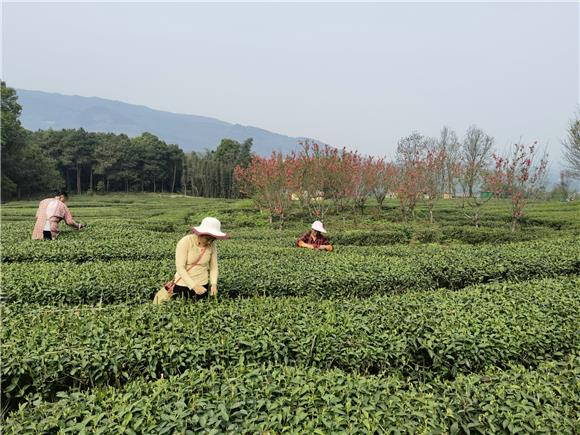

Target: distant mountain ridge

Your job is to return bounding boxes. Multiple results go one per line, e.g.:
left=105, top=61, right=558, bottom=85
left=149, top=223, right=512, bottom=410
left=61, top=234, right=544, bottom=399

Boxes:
left=16, top=89, right=313, bottom=155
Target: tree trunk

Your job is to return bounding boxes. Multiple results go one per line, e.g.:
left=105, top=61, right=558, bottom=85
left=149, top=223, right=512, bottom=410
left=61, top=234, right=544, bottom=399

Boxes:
left=125, top=179, right=129, bottom=193
left=429, top=207, right=434, bottom=224
left=106, top=176, right=110, bottom=193
left=172, top=162, right=177, bottom=193
left=76, top=163, right=81, bottom=195
left=89, top=167, right=94, bottom=192
left=153, top=176, right=156, bottom=193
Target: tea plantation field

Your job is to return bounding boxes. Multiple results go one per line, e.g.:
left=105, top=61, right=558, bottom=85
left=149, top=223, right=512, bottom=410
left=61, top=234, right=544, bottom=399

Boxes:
left=1, top=194, right=579, bottom=433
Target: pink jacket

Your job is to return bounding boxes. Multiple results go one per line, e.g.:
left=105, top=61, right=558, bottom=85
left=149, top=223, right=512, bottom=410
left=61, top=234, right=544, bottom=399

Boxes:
left=32, top=198, right=79, bottom=240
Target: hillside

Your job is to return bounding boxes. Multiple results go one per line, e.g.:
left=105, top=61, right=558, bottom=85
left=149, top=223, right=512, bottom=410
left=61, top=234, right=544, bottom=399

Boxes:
left=16, top=89, right=312, bottom=155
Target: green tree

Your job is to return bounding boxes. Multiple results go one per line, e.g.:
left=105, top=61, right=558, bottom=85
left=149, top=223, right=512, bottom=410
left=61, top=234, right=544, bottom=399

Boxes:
left=94, top=133, right=127, bottom=192
left=15, top=139, right=62, bottom=196
left=211, top=138, right=254, bottom=197
left=60, top=129, right=96, bottom=194
left=1, top=82, right=63, bottom=200
left=33, top=128, right=81, bottom=192
left=167, top=144, right=184, bottom=193
left=132, top=133, right=169, bottom=192
left=110, top=139, right=139, bottom=192
left=1, top=81, right=27, bottom=199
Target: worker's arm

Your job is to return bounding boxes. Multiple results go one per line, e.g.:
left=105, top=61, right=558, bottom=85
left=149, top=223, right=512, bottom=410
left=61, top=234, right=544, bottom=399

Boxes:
left=62, top=204, right=83, bottom=229
left=209, top=244, right=218, bottom=296
left=297, top=240, right=315, bottom=249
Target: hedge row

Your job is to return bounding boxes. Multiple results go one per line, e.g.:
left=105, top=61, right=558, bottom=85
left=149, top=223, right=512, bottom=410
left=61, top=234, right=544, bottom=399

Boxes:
left=1, top=223, right=301, bottom=262
left=2, top=277, right=578, bottom=408
left=0, top=232, right=419, bottom=263
left=4, top=355, right=579, bottom=434
left=2, top=237, right=578, bottom=304
left=3, top=219, right=577, bottom=263
left=331, top=225, right=571, bottom=246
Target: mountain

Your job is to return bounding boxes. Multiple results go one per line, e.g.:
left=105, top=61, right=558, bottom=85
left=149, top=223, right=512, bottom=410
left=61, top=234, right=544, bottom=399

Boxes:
left=15, top=89, right=312, bottom=155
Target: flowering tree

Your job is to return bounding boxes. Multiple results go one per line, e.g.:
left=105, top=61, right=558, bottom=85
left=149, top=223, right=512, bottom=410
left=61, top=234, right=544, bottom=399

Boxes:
left=396, top=151, right=423, bottom=221
left=395, top=132, right=435, bottom=220
left=238, top=145, right=382, bottom=221
left=369, top=159, right=398, bottom=210
left=234, top=152, right=292, bottom=227
left=345, top=153, right=375, bottom=214
left=395, top=147, right=446, bottom=223
left=324, top=147, right=354, bottom=213
left=237, top=136, right=453, bottom=223
left=289, top=141, right=334, bottom=220
left=487, top=142, right=548, bottom=232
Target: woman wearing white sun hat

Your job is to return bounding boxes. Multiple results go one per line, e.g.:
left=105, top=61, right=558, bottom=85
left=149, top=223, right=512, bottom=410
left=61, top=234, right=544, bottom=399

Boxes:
left=296, top=220, right=333, bottom=252
left=173, top=217, right=229, bottom=300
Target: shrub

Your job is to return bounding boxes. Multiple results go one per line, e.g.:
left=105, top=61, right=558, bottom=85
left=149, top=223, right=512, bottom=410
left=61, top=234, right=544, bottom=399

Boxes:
left=4, top=355, right=579, bottom=434
left=2, top=277, right=578, bottom=408
left=2, top=237, right=578, bottom=304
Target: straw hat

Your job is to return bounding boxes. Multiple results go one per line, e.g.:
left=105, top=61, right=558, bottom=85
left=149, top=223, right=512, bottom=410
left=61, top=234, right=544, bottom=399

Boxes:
left=311, top=221, right=327, bottom=233
left=192, top=217, right=229, bottom=239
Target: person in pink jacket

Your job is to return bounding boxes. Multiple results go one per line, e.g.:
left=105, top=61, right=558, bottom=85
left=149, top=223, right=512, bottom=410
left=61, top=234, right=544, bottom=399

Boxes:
left=32, top=190, right=84, bottom=240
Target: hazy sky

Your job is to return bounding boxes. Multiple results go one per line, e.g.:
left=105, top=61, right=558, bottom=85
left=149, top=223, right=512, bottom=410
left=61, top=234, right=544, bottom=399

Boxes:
left=2, top=2, right=579, bottom=167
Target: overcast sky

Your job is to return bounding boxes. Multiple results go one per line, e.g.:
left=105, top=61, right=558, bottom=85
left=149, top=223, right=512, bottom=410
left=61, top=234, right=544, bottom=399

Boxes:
left=2, top=2, right=579, bottom=168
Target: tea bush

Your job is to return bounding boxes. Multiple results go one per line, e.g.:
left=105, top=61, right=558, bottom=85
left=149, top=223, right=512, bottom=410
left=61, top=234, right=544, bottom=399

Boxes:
left=2, top=237, right=578, bottom=304
left=2, top=195, right=579, bottom=430
left=2, top=277, right=578, bottom=408
left=4, top=355, right=579, bottom=434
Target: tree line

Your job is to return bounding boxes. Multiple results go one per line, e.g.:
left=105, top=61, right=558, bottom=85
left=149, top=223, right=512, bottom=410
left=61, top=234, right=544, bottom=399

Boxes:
left=235, top=130, right=550, bottom=231
left=2, top=80, right=579, bottom=209
left=1, top=82, right=254, bottom=200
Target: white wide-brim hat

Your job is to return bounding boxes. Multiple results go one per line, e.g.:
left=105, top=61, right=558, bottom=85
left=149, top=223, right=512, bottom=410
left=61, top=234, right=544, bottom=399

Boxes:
left=311, top=220, right=327, bottom=234
left=193, top=217, right=229, bottom=239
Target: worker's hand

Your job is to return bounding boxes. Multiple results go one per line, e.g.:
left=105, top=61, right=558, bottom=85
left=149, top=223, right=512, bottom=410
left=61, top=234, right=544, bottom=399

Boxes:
left=210, top=284, right=218, bottom=297
left=193, top=285, right=207, bottom=295
left=78, top=223, right=86, bottom=230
